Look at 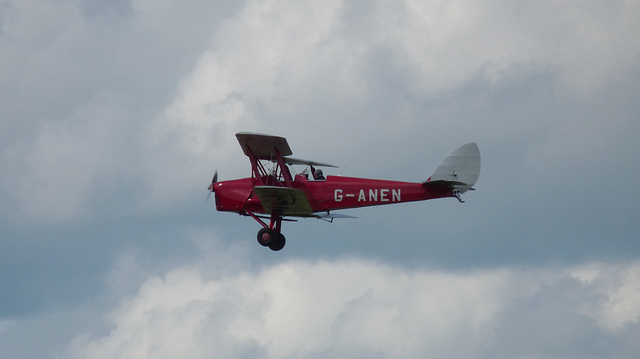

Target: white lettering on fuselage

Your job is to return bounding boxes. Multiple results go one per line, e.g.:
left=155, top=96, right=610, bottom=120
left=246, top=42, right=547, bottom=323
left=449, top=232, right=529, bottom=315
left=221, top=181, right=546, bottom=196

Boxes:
left=335, top=189, right=343, bottom=201
left=334, top=189, right=401, bottom=202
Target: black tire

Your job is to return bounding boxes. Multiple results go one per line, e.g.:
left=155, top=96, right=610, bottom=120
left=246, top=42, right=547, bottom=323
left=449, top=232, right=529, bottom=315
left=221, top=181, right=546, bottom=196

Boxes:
left=269, top=233, right=286, bottom=251
left=257, top=228, right=275, bottom=247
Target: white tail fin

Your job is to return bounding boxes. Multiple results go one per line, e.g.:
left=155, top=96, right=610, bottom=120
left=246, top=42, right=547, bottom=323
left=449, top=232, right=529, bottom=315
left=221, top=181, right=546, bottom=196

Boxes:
left=426, top=143, right=480, bottom=194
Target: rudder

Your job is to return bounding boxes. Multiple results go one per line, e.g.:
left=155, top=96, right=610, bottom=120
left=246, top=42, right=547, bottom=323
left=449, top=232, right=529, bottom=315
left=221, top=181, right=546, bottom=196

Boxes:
left=425, top=143, right=480, bottom=194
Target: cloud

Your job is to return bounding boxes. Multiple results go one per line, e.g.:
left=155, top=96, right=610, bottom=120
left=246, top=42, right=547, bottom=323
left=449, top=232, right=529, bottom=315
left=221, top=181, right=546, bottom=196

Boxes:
left=2, top=95, right=139, bottom=221
left=3, top=0, right=640, bottom=223
left=0, top=0, right=239, bottom=221
left=66, top=257, right=640, bottom=358
left=571, top=263, right=640, bottom=332
left=2, top=1, right=640, bottom=357
left=161, top=0, right=640, bottom=179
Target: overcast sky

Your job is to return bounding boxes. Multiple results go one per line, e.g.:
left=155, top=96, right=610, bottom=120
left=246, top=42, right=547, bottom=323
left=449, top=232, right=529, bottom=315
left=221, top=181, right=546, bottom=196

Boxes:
left=2, top=0, right=640, bottom=358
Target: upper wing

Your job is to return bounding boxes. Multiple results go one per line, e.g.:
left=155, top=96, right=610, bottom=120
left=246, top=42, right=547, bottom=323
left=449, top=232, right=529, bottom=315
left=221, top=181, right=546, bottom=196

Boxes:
left=236, top=132, right=293, bottom=159
left=236, top=132, right=337, bottom=167
left=253, top=186, right=314, bottom=216
left=284, top=157, right=338, bottom=168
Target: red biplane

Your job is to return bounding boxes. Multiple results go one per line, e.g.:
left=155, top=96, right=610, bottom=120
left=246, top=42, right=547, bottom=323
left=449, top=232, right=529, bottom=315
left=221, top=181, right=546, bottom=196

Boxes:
left=208, top=132, right=480, bottom=251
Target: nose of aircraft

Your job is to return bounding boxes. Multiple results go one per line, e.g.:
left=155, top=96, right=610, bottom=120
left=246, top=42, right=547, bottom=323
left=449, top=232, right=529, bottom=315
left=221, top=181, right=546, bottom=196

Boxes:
left=206, top=171, right=218, bottom=201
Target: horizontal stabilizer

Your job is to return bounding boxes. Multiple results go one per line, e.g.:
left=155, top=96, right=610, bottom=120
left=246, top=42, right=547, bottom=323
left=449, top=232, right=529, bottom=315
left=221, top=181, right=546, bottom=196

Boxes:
left=424, top=179, right=470, bottom=188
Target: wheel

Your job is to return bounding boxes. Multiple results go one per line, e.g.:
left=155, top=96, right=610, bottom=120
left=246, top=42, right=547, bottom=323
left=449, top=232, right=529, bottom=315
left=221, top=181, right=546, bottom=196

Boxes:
left=269, top=233, right=286, bottom=251
left=257, top=228, right=275, bottom=247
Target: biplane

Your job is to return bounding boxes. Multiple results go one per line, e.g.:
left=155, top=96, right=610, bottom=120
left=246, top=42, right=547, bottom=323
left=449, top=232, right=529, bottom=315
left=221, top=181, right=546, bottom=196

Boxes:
left=207, top=132, right=480, bottom=251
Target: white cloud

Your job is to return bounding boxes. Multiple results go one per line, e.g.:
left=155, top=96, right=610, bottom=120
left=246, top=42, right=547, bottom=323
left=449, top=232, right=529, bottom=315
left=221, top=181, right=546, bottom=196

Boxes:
left=67, top=258, right=640, bottom=358
left=572, top=262, right=640, bottom=332
left=162, top=0, right=640, bottom=171
left=0, top=0, right=236, bottom=220
left=3, top=0, right=640, bottom=222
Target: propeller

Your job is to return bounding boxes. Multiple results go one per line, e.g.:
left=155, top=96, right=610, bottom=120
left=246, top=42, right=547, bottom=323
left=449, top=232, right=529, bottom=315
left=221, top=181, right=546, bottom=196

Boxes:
left=206, top=171, right=218, bottom=203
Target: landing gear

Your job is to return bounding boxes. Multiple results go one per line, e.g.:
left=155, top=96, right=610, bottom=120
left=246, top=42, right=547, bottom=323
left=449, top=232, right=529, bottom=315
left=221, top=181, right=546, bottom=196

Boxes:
left=257, top=227, right=275, bottom=246
left=269, top=233, right=286, bottom=251
left=251, top=214, right=287, bottom=251
left=256, top=228, right=286, bottom=251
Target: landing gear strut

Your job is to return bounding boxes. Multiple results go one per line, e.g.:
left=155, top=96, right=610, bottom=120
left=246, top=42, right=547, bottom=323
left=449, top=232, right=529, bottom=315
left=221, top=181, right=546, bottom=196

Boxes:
left=247, top=211, right=287, bottom=251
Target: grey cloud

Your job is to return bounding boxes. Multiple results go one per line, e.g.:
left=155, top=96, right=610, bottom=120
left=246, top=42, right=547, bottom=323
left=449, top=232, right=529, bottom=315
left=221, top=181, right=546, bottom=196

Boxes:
left=2, top=0, right=640, bottom=357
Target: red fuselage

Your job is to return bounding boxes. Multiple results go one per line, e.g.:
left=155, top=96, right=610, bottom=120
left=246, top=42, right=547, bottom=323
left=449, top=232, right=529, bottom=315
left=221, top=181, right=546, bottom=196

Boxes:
left=213, top=174, right=454, bottom=215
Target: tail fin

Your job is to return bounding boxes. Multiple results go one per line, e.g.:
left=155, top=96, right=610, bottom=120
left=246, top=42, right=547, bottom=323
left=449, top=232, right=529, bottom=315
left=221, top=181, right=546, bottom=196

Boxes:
left=425, top=143, right=480, bottom=195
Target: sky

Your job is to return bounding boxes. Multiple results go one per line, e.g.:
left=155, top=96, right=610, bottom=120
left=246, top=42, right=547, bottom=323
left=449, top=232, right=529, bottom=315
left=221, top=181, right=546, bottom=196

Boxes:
left=1, top=0, right=640, bottom=357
